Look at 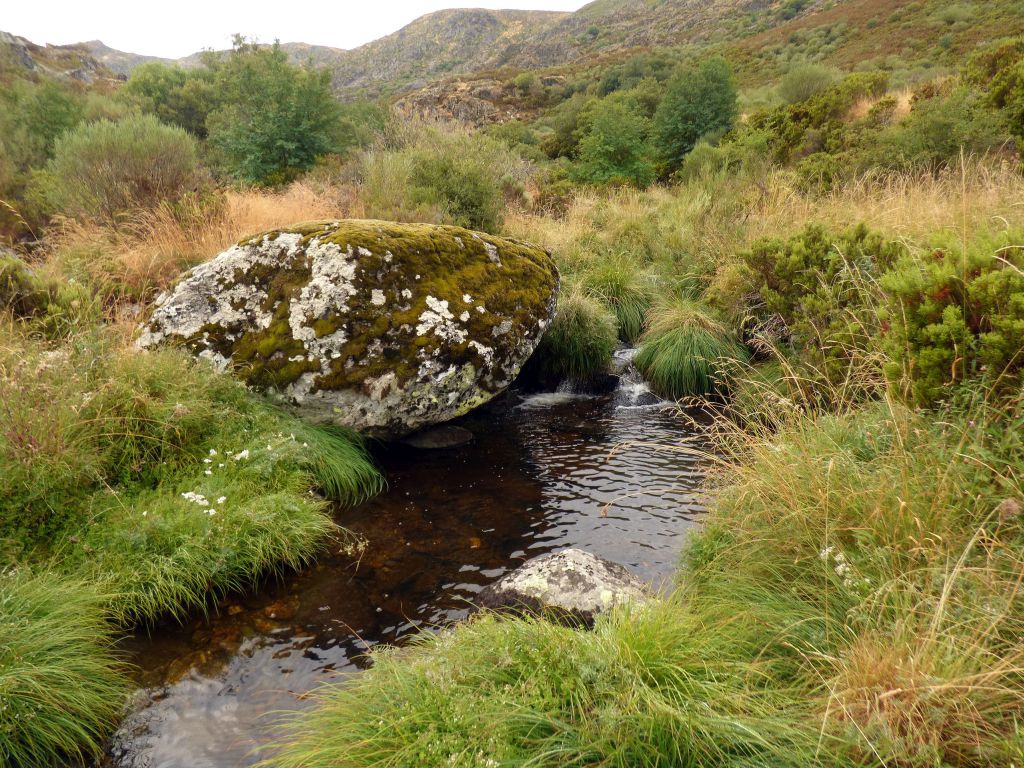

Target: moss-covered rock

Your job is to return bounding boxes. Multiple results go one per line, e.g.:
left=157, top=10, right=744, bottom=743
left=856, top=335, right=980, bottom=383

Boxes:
left=138, top=220, right=559, bottom=437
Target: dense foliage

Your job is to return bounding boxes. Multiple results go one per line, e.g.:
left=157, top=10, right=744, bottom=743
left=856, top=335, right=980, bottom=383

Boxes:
left=206, top=38, right=344, bottom=186
left=653, top=58, right=738, bottom=173
left=35, top=114, right=203, bottom=221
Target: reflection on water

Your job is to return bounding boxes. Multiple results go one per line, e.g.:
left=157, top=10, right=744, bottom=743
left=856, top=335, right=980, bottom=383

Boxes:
left=107, top=378, right=709, bottom=768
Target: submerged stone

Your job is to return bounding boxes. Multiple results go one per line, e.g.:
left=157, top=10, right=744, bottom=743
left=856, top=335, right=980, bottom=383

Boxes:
left=401, top=424, right=475, bottom=449
left=138, top=220, right=559, bottom=437
left=476, top=548, right=648, bottom=627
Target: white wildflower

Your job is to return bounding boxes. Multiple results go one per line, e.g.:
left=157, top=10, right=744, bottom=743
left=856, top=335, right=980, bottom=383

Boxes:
left=233, top=449, right=250, bottom=461
left=217, top=496, right=227, bottom=504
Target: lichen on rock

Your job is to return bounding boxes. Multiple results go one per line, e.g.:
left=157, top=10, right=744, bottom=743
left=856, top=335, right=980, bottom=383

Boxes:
left=138, top=219, right=559, bottom=437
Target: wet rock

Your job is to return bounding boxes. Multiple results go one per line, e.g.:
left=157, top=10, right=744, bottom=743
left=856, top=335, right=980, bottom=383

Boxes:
left=476, top=548, right=648, bottom=626
left=138, top=220, right=559, bottom=438
left=401, top=424, right=475, bottom=449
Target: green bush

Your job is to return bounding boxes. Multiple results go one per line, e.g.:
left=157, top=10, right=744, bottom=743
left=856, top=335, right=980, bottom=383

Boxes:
left=118, top=61, right=217, bottom=137
left=360, top=127, right=522, bottom=232
left=37, top=114, right=203, bottom=221
left=863, top=85, right=1009, bottom=171
left=747, top=71, right=889, bottom=164
left=530, top=284, right=617, bottom=382
left=653, top=58, right=738, bottom=173
left=0, top=571, right=128, bottom=767
left=740, top=224, right=905, bottom=385
left=881, top=230, right=1024, bottom=405
left=635, top=298, right=747, bottom=399
left=571, top=96, right=655, bottom=187
left=967, top=38, right=1024, bottom=140
left=206, top=38, right=343, bottom=186
left=778, top=63, right=837, bottom=104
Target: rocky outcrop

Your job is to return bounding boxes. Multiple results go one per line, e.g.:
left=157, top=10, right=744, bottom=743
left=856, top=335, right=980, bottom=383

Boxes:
left=138, top=220, right=559, bottom=438
left=476, top=548, right=648, bottom=626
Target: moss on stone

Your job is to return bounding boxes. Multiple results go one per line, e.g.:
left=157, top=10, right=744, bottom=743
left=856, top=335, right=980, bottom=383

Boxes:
left=143, top=220, right=558, bottom=435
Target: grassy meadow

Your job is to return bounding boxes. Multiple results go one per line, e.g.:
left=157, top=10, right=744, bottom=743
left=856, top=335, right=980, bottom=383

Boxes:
left=1, top=13, right=1024, bottom=768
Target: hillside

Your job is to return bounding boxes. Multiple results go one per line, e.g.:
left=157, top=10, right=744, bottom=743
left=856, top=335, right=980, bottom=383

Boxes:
left=78, top=40, right=172, bottom=75
left=0, top=30, right=113, bottom=83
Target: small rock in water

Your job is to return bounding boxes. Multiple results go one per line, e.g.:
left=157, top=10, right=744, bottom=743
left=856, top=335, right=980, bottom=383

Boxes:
left=476, top=548, right=648, bottom=627
left=401, top=424, right=475, bottom=449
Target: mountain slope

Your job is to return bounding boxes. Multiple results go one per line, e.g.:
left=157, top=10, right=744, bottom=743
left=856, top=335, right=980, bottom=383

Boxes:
left=78, top=40, right=173, bottom=75
left=309, top=9, right=571, bottom=96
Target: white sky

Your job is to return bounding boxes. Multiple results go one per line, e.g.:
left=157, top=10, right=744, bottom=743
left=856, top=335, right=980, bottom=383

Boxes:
left=5, top=0, right=588, bottom=59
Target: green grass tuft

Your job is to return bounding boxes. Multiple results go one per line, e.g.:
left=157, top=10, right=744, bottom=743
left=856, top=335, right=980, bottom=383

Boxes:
left=582, top=257, right=653, bottom=344
left=634, top=298, right=748, bottom=399
left=531, top=283, right=618, bottom=383
left=267, top=595, right=824, bottom=768
left=0, top=571, right=128, bottom=767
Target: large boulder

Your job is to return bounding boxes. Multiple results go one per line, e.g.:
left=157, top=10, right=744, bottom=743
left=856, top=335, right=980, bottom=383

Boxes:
left=476, top=549, right=649, bottom=627
left=138, top=220, right=559, bottom=437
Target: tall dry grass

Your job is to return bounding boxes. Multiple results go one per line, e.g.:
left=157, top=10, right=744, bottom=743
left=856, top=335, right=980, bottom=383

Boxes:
left=43, top=182, right=360, bottom=300
left=508, top=158, right=1024, bottom=276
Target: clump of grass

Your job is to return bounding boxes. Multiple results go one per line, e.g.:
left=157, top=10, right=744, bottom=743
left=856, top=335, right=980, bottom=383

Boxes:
left=530, top=283, right=617, bottom=383
left=690, top=387, right=1024, bottom=763
left=582, top=257, right=652, bottom=344
left=268, top=595, right=824, bottom=768
left=0, top=570, right=128, bottom=767
left=0, top=327, right=381, bottom=624
left=635, top=298, right=747, bottom=399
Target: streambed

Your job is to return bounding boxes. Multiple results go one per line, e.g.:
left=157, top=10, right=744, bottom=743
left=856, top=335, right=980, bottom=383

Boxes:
left=106, top=370, right=710, bottom=767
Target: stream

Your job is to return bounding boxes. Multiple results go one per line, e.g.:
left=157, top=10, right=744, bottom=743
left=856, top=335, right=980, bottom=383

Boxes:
left=106, top=361, right=710, bottom=767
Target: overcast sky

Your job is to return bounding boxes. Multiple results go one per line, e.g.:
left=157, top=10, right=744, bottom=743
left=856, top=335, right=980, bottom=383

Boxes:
left=6, top=0, right=588, bottom=59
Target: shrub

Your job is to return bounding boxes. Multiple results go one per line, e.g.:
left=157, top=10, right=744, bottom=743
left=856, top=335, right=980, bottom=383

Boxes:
left=0, top=571, right=128, bottom=767
left=530, top=284, right=617, bottom=383
left=740, top=224, right=904, bottom=387
left=360, top=127, right=522, bottom=232
left=881, top=229, right=1024, bottom=405
left=778, top=63, right=837, bottom=104
left=653, top=58, right=738, bottom=172
left=38, top=115, right=203, bottom=221
left=571, top=97, right=655, bottom=187
left=967, top=38, right=1024, bottom=140
left=635, top=298, right=747, bottom=399
left=747, top=71, right=889, bottom=163
left=863, top=86, right=1010, bottom=172
left=206, top=38, right=343, bottom=186
left=118, top=61, right=217, bottom=138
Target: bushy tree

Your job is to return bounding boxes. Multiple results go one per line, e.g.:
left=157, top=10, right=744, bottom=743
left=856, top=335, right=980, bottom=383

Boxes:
left=118, top=61, right=216, bottom=137
left=653, top=58, right=738, bottom=173
left=206, top=37, right=342, bottom=186
left=38, top=114, right=202, bottom=220
left=572, top=97, right=655, bottom=187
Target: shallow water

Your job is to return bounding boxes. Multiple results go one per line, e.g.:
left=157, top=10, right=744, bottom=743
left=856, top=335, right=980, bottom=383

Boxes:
left=106, top=376, right=709, bottom=768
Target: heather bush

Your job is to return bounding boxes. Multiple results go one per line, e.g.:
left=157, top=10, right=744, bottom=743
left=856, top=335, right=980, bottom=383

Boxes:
left=36, top=115, right=203, bottom=221
left=881, top=229, right=1024, bottom=405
